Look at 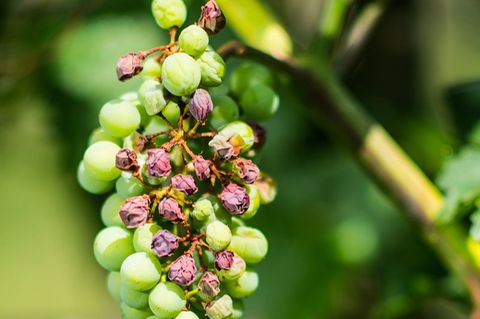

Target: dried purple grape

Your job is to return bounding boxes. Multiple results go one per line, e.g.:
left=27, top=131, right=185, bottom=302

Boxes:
left=116, top=52, right=144, bottom=81
left=171, top=174, right=198, bottom=195
left=234, top=158, right=259, bottom=184
left=190, top=89, right=213, bottom=122
left=198, top=271, right=220, bottom=298
left=146, top=148, right=171, bottom=177
left=119, top=195, right=150, bottom=228
left=115, top=148, right=138, bottom=171
left=219, top=183, right=250, bottom=215
left=158, top=198, right=184, bottom=223
left=193, top=155, right=211, bottom=180
left=168, top=254, right=197, bottom=286
left=215, top=251, right=235, bottom=270
left=151, top=230, right=179, bottom=257
left=198, top=0, right=226, bottom=35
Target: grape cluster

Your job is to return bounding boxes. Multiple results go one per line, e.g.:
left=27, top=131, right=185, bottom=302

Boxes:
left=77, top=1, right=279, bottom=318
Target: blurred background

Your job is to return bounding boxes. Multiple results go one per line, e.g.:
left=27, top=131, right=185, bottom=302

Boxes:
left=2, top=0, right=480, bottom=318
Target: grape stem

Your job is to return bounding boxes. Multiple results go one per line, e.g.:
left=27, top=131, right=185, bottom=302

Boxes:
left=217, top=40, right=480, bottom=312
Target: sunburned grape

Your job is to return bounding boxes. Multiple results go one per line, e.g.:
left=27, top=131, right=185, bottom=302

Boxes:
left=78, top=1, right=280, bottom=317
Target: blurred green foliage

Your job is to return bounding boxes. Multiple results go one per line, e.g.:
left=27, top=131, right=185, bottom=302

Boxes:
left=2, top=0, right=480, bottom=318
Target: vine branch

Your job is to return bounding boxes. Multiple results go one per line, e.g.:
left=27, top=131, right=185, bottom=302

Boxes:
left=218, top=40, right=480, bottom=313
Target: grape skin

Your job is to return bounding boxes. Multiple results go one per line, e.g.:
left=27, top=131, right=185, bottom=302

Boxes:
left=120, top=252, right=162, bottom=291
left=83, top=141, right=121, bottom=181
left=148, top=282, right=186, bottom=319
left=101, top=193, right=125, bottom=227
left=77, top=161, right=114, bottom=194
left=94, top=226, right=135, bottom=271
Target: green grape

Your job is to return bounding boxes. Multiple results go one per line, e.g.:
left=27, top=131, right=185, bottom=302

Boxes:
left=225, top=269, right=259, bottom=298
left=101, top=193, right=124, bottom=227
left=83, top=141, right=121, bottom=181
left=209, top=95, right=239, bottom=130
left=119, top=92, right=151, bottom=127
left=218, top=121, right=254, bottom=152
left=179, top=25, right=209, bottom=58
left=162, top=101, right=181, bottom=126
left=138, top=79, right=167, bottom=116
left=94, top=226, right=135, bottom=271
left=77, top=161, right=115, bottom=194
left=227, top=227, right=268, bottom=264
left=205, top=294, right=233, bottom=319
left=162, top=53, right=201, bottom=96
left=148, top=282, right=186, bottom=319
left=151, top=0, right=187, bottom=30
left=229, top=62, right=274, bottom=97
left=116, top=176, right=147, bottom=199
left=191, top=198, right=214, bottom=221
left=239, top=84, right=279, bottom=122
left=197, top=51, right=226, bottom=87
left=175, top=311, right=199, bottom=319
left=240, top=185, right=261, bottom=220
left=106, top=271, right=122, bottom=301
left=88, top=127, right=122, bottom=146
left=99, top=99, right=141, bottom=138
left=206, top=220, right=232, bottom=251
left=133, top=223, right=162, bottom=254
left=121, top=285, right=150, bottom=309
left=120, top=302, right=154, bottom=319
left=120, top=252, right=162, bottom=291
left=231, top=217, right=246, bottom=229
left=142, top=58, right=162, bottom=79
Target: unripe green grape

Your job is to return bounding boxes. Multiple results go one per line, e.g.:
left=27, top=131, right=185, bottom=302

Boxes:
left=218, top=121, right=254, bottom=153
left=99, top=99, right=141, bottom=138
left=151, top=0, right=187, bottom=29
left=231, top=217, right=246, bottom=229
left=133, top=223, right=162, bottom=254
left=191, top=198, right=215, bottom=221
left=106, top=271, right=122, bottom=301
left=148, top=282, right=186, bottom=319
left=225, top=269, right=259, bottom=298
left=179, top=25, right=209, bottom=58
left=94, top=226, right=135, bottom=271
left=240, top=185, right=261, bottom=220
left=228, top=227, right=268, bottom=264
left=162, top=101, right=181, bottom=126
left=120, top=302, right=153, bottom=319
left=77, top=161, right=115, bottom=194
left=205, top=294, right=233, bottom=319
left=116, top=176, right=147, bottom=199
left=120, top=252, right=162, bottom=291
left=88, top=127, right=122, bottom=146
left=209, top=95, right=239, bottom=130
left=162, top=53, right=201, bottom=96
left=138, top=79, right=167, bottom=116
left=175, top=311, right=199, bottom=319
left=142, top=58, right=162, bottom=79
left=83, top=141, right=121, bottom=181
left=230, top=63, right=274, bottom=97
left=120, top=92, right=149, bottom=127
left=206, top=220, right=232, bottom=251
left=101, top=193, right=124, bottom=227
left=120, top=285, right=150, bottom=309
left=239, top=84, right=279, bottom=122
left=197, top=51, right=226, bottom=87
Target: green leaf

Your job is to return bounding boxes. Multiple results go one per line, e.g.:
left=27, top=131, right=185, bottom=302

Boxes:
left=436, top=147, right=480, bottom=223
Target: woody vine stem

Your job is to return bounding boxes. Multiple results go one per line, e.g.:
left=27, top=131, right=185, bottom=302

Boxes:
left=217, top=40, right=480, bottom=316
